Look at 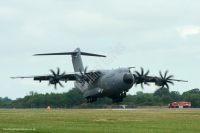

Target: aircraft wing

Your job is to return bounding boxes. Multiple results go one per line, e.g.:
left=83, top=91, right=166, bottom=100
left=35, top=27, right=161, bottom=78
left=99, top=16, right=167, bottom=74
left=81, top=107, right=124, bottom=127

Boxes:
left=11, top=70, right=101, bottom=82
left=11, top=73, right=76, bottom=81
left=35, top=74, right=76, bottom=81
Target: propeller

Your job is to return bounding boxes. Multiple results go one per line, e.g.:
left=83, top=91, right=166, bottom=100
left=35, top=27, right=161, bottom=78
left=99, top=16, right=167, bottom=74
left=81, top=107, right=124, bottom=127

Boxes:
left=49, top=67, right=65, bottom=90
left=158, top=70, right=174, bottom=89
left=79, top=66, right=88, bottom=78
left=79, top=66, right=95, bottom=84
left=134, top=67, right=150, bottom=89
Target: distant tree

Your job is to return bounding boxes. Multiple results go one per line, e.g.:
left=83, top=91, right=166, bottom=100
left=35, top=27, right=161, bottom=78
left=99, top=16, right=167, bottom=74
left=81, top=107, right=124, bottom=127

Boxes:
left=182, top=88, right=200, bottom=95
left=182, top=95, right=200, bottom=107
left=1, top=97, right=12, bottom=104
left=154, top=88, right=169, bottom=97
left=136, top=91, right=143, bottom=95
left=29, top=91, right=34, bottom=96
left=170, top=91, right=181, bottom=101
left=123, top=94, right=136, bottom=105
left=64, top=88, right=84, bottom=107
left=0, top=97, right=2, bottom=107
left=5, top=88, right=200, bottom=108
left=161, top=95, right=173, bottom=104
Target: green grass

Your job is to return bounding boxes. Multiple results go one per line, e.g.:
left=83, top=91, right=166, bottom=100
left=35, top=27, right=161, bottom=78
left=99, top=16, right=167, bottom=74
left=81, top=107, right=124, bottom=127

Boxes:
left=0, top=109, right=200, bottom=133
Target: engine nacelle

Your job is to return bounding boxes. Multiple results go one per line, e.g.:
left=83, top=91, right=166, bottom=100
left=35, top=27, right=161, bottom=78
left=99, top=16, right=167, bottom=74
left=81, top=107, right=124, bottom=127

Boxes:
left=155, top=79, right=164, bottom=86
left=49, top=78, right=58, bottom=84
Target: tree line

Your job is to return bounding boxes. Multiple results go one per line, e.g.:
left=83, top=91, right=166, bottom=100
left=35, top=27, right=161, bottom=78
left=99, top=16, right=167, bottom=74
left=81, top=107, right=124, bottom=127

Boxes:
left=0, top=88, right=200, bottom=108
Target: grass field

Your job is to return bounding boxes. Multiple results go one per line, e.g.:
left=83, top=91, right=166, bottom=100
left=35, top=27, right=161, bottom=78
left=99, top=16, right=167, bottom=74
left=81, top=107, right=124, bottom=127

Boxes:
left=0, top=109, right=200, bottom=133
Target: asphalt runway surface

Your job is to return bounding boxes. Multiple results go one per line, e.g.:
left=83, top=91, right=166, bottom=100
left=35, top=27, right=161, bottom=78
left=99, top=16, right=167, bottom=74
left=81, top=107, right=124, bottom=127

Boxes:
left=0, top=108, right=200, bottom=111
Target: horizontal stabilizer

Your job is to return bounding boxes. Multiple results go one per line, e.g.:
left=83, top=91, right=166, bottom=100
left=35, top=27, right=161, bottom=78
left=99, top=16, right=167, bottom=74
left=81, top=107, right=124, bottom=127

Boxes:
left=81, top=52, right=106, bottom=57
left=34, top=52, right=106, bottom=57
left=34, top=52, right=77, bottom=56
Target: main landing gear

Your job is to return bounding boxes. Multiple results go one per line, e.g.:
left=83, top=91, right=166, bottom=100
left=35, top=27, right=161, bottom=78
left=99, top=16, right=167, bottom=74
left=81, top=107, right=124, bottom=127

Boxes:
left=87, top=96, right=97, bottom=103
left=112, top=91, right=127, bottom=103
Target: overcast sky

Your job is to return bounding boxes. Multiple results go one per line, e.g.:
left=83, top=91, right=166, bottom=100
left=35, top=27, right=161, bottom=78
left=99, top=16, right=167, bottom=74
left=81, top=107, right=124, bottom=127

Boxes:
left=1, top=0, right=200, bottom=100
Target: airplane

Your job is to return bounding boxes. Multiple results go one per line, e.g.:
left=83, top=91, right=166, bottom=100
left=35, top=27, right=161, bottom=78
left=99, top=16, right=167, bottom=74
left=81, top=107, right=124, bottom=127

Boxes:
left=11, top=48, right=188, bottom=103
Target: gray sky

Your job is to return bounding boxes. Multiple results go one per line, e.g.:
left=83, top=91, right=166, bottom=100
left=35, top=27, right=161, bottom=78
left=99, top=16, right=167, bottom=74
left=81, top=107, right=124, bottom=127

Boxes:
left=0, top=0, right=200, bottom=99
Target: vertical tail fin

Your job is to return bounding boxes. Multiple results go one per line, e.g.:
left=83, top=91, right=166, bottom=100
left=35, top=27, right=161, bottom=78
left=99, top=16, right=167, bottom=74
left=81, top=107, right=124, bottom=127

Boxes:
left=72, top=48, right=84, bottom=72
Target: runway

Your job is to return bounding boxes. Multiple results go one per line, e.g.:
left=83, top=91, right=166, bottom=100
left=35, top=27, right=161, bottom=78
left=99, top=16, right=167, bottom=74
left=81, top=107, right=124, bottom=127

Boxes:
left=1, top=108, right=200, bottom=111
left=93, top=107, right=200, bottom=111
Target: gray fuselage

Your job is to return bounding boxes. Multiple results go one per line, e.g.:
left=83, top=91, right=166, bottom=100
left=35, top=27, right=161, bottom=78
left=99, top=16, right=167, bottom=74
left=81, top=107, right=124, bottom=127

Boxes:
left=75, top=67, right=135, bottom=98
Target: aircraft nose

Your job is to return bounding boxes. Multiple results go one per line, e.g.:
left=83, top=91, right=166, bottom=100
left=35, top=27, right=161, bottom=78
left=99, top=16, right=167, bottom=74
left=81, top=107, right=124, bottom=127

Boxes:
left=123, top=73, right=133, bottom=84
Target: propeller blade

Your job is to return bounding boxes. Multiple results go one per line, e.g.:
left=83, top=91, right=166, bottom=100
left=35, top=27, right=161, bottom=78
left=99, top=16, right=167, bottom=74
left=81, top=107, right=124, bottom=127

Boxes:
left=144, top=81, right=150, bottom=86
left=141, top=83, right=144, bottom=89
left=57, top=67, right=60, bottom=75
left=144, top=69, right=149, bottom=76
left=167, top=80, right=174, bottom=85
left=159, top=71, right=163, bottom=79
left=84, top=66, right=92, bottom=82
left=58, top=82, right=64, bottom=87
left=84, top=66, right=88, bottom=74
left=79, top=68, right=84, bottom=76
left=50, top=69, right=56, bottom=77
left=166, top=75, right=174, bottom=80
left=165, top=83, right=169, bottom=89
left=141, top=67, right=144, bottom=76
left=61, top=71, right=66, bottom=76
left=135, top=84, right=137, bottom=87
left=134, top=71, right=141, bottom=77
left=164, top=70, right=168, bottom=79
left=54, top=84, right=57, bottom=90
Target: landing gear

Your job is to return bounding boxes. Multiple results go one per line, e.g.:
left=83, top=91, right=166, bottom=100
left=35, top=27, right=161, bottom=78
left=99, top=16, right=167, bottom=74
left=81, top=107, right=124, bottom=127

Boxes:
left=112, top=96, right=123, bottom=103
left=121, top=91, right=126, bottom=98
left=112, top=91, right=127, bottom=103
left=87, top=96, right=97, bottom=103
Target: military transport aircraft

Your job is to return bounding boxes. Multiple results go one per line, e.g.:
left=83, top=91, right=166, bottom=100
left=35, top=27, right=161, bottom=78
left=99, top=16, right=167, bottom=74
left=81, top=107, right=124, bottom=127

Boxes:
left=11, top=48, right=188, bottom=103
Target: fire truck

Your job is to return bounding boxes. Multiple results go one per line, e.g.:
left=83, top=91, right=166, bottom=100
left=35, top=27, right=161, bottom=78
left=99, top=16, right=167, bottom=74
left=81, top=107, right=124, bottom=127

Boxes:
left=168, top=102, right=191, bottom=108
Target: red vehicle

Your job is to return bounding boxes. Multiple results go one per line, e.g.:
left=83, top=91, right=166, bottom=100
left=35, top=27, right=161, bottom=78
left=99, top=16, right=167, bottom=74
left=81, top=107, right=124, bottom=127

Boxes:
left=168, top=102, right=191, bottom=108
